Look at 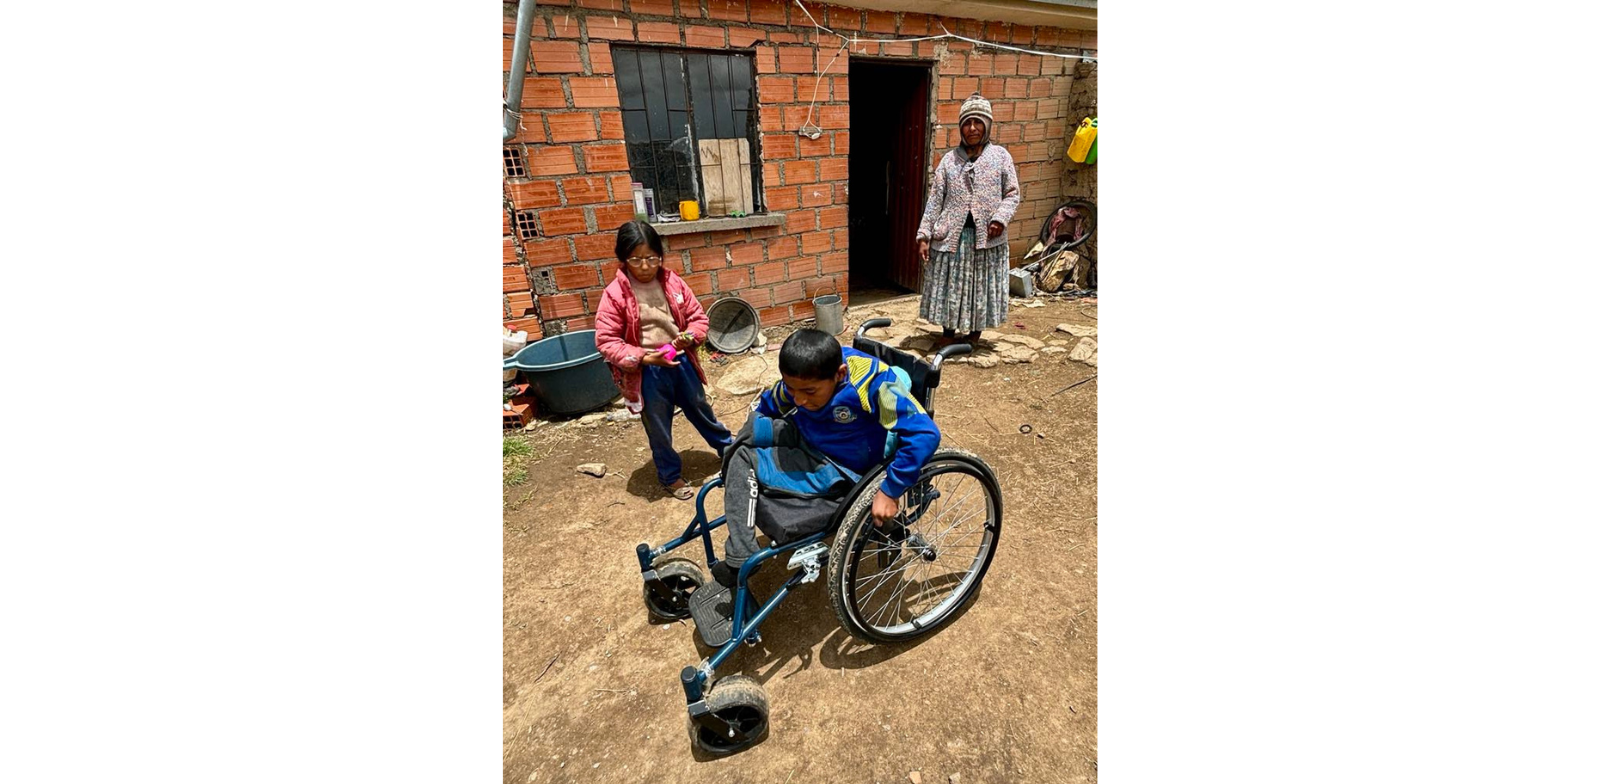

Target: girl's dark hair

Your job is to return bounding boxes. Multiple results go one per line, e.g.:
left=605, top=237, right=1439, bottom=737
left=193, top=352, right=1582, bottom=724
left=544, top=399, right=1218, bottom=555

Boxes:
left=778, top=329, right=844, bottom=380
left=614, top=220, right=665, bottom=262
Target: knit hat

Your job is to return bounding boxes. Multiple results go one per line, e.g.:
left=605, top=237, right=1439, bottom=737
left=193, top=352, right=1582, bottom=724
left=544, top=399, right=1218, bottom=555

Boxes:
left=958, top=93, right=993, bottom=128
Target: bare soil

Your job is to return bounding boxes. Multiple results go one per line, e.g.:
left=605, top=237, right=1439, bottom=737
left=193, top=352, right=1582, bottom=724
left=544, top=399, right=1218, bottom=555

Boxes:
left=504, top=294, right=1097, bottom=783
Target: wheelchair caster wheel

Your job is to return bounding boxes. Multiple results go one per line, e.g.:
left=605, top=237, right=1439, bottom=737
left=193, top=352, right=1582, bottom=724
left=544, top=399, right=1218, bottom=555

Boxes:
left=644, top=558, right=704, bottom=622
left=689, top=675, right=769, bottom=755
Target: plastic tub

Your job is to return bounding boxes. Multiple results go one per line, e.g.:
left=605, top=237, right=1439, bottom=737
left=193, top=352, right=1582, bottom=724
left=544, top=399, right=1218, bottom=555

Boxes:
left=503, top=330, right=620, bottom=415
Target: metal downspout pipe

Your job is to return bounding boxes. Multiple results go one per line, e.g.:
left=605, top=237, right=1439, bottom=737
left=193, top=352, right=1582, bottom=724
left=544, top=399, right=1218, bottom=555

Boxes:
left=503, top=0, right=538, bottom=142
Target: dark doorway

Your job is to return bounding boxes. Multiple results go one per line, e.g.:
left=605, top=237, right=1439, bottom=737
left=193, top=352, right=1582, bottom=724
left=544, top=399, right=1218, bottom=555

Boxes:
left=848, top=60, right=932, bottom=298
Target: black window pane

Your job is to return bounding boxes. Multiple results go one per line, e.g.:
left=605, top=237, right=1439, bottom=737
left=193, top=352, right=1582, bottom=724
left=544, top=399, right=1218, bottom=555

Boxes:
left=686, top=53, right=717, bottom=140
left=730, top=55, right=752, bottom=114
left=615, top=49, right=644, bottom=111
left=639, top=51, right=670, bottom=140
left=709, top=55, right=734, bottom=138
left=662, top=52, right=688, bottom=112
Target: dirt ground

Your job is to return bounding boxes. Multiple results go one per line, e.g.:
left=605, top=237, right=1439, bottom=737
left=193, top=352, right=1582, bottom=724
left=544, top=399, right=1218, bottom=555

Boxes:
left=504, top=293, right=1097, bottom=783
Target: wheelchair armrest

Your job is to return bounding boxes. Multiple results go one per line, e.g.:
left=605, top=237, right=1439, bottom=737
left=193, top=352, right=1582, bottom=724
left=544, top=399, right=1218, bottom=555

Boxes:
left=855, top=318, right=892, bottom=342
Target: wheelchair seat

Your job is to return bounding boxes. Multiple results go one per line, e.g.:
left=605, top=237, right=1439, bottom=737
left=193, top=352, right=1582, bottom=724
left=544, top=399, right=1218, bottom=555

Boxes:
left=850, top=318, right=971, bottom=416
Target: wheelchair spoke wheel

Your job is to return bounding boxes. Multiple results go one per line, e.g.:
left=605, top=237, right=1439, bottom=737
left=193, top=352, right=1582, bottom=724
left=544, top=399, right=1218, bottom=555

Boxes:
left=689, top=675, right=769, bottom=755
left=828, top=449, right=1002, bottom=643
left=643, top=558, right=703, bottom=622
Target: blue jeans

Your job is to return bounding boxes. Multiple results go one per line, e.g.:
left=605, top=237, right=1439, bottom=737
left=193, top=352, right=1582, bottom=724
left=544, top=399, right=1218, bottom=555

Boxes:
left=641, top=361, right=734, bottom=486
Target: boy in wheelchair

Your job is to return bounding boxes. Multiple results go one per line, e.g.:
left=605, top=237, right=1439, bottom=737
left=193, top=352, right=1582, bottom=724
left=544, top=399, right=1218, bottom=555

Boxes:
left=710, top=328, right=942, bottom=590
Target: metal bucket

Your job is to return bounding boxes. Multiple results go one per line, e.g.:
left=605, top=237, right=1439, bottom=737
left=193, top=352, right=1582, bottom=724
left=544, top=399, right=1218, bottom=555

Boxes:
left=813, top=285, right=844, bottom=335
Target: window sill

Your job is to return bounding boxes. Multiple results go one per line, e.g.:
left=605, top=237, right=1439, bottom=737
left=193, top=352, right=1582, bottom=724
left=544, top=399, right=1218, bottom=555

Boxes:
left=649, top=213, right=785, bottom=236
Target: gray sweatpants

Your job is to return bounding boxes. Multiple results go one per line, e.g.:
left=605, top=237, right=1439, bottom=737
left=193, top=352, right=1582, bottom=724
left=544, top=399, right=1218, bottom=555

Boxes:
left=720, top=417, right=849, bottom=567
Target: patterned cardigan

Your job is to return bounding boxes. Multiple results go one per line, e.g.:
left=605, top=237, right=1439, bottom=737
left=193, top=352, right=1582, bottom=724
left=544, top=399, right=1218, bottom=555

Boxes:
left=916, top=143, right=1022, bottom=252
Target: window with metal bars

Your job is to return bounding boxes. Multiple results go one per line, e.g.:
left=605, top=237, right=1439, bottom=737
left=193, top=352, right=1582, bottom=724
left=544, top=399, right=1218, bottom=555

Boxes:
left=503, top=147, right=526, bottom=179
left=514, top=210, right=540, bottom=241
left=613, top=46, right=763, bottom=216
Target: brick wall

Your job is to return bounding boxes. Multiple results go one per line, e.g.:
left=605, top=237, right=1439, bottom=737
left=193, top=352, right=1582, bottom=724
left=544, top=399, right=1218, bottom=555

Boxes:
left=503, top=1, right=1096, bottom=336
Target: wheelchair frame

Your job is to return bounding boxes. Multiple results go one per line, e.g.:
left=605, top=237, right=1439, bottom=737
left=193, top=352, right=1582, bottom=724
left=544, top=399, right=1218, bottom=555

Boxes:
left=634, top=319, right=972, bottom=738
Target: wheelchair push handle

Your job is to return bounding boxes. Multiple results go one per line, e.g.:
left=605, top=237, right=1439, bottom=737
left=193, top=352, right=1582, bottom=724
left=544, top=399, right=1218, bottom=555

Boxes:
left=855, top=318, right=893, bottom=340
left=931, top=341, right=971, bottom=372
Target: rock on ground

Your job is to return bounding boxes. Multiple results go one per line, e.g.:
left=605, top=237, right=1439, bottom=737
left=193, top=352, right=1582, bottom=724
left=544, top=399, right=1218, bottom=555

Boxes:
left=577, top=412, right=606, bottom=425
left=575, top=463, right=606, bottom=477
left=717, top=355, right=781, bottom=396
left=1068, top=337, right=1098, bottom=365
left=1040, top=346, right=1069, bottom=355
left=995, top=334, right=1046, bottom=349
left=1056, top=323, right=1098, bottom=338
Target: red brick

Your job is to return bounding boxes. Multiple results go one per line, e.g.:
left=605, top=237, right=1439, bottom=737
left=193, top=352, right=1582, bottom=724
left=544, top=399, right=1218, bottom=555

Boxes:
left=739, top=286, right=774, bottom=308
left=758, top=305, right=791, bottom=325
left=570, top=77, right=620, bottom=108
left=706, top=0, right=748, bottom=22
left=565, top=315, right=597, bottom=331
left=681, top=272, right=714, bottom=295
left=729, top=242, right=765, bottom=266
left=817, top=205, right=848, bottom=229
left=818, top=157, right=848, bottom=182
left=684, top=24, right=723, bottom=48
left=796, top=132, right=830, bottom=157
left=995, top=124, right=1021, bottom=144
left=539, top=206, right=587, bottom=235
left=574, top=232, right=614, bottom=261
left=777, top=47, right=814, bottom=73
left=764, top=185, right=799, bottom=211
left=717, top=267, right=750, bottom=291
left=984, top=21, right=1011, bottom=41
left=582, top=143, right=630, bottom=172
left=800, top=184, right=832, bottom=207
left=756, top=46, right=776, bottom=73
left=520, top=77, right=567, bottom=109
left=968, top=55, right=993, bottom=76
left=863, top=10, right=897, bottom=34
left=1041, top=55, right=1065, bottom=76
left=708, top=229, right=750, bottom=245
left=1023, top=123, right=1047, bottom=142
left=552, top=262, right=600, bottom=290
left=1014, top=101, right=1038, bottom=122
left=1016, top=53, right=1042, bottom=76
left=800, top=231, right=830, bottom=255
left=530, top=41, right=583, bottom=74
left=504, top=237, right=519, bottom=265
left=751, top=261, right=786, bottom=285
left=598, top=111, right=624, bottom=140
left=832, top=76, right=848, bottom=101
left=588, top=42, right=614, bottom=74
left=940, top=52, right=967, bottom=76
left=748, top=0, right=786, bottom=24
left=766, top=235, right=799, bottom=260
left=979, top=77, right=1005, bottom=98
left=881, top=40, right=914, bottom=58
left=608, top=175, right=633, bottom=199
left=757, top=75, right=794, bottom=103
left=549, top=14, right=580, bottom=39
left=819, top=48, right=849, bottom=76
left=751, top=224, right=782, bottom=239
left=788, top=256, right=819, bottom=277
left=507, top=179, right=561, bottom=209
left=791, top=300, right=817, bottom=321
left=780, top=105, right=811, bottom=129
left=585, top=15, right=634, bottom=41
left=990, top=101, right=1015, bottom=122
left=902, top=13, right=933, bottom=35
left=561, top=176, right=608, bottom=205
left=526, top=147, right=579, bottom=176
left=593, top=202, right=636, bottom=229
left=539, top=293, right=586, bottom=319
left=689, top=245, right=728, bottom=270
left=577, top=0, right=623, bottom=9
left=993, top=53, right=1019, bottom=76
left=1029, top=78, right=1052, bottom=99
left=767, top=31, right=805, bottom=44
left=782, top=159, right=818, bottom=185
left=636, top=20, right=680, bottom=44
left=524, top=237, right=575, bottom=267
left=936, top=102, right=959, bottom=125
left=506, top=291, right=535, bottom=317
left=1035, top=27, right=1061, bottom=47
left=663, top=255, right=687, bottom=275
left=1011, top=26, right=1037, bottom=46
left=831, top=229, right=849, bottom=249
left=728, top=27, right=764, bottom=48
left=630, top=0, right=675, bottom=15
left=794, top=76, right=825, bottom=102
left=817, top=105, right=849, bottom=129
left=772, top=278, right=806, bottom=304
left=916, top=40, right=936, bottom=58
left=819, top=251, right=848, bottom=274
left=504, top=36, right=517, bottom=74
left=546, top=112, right=598, bottom=143
left=833, top=132, right=849, bottom=154
left=784, top=210, right=816, bottom=233
left=761, top=134, right=797, bottom=160
left=504, top=318, right=544, bottom=341
left=826, top=7, right=861, bottom=30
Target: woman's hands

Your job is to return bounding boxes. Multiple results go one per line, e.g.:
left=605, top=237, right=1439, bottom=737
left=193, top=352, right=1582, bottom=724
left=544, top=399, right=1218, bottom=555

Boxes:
left=987, top=220, right=1005, bottom=239
left=918, top=238, right=930, bottom=262
left=670, top=331, right=696, bottom=351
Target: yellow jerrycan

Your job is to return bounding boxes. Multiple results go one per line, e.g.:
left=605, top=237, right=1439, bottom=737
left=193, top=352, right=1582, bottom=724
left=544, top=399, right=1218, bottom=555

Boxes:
left=1067, top=117, right=1097, bottom=163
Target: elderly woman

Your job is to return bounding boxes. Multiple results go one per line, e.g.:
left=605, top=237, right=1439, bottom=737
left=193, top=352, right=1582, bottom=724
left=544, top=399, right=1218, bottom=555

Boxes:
left=916, top=93, right=1021, bottom=346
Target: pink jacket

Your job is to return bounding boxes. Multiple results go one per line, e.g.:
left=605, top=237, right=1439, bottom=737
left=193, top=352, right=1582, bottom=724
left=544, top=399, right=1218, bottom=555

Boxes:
left=916, top=143, right=1021, bottom=252
left=593, top=268, right=711, bottom=405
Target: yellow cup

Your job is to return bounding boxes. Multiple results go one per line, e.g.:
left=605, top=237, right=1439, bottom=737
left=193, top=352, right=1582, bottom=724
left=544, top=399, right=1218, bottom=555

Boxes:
left=680, top=200, right=700, bottom=221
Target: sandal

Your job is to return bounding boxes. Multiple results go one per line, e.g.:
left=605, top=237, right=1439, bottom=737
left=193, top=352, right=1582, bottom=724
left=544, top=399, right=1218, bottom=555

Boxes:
left=666, top=480, right=695, bottom=500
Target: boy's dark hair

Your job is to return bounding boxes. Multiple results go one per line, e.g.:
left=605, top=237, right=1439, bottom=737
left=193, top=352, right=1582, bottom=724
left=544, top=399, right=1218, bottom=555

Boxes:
left=613, top=220, right=664, bottom=261
left=779, top=328, right=843, bottom=380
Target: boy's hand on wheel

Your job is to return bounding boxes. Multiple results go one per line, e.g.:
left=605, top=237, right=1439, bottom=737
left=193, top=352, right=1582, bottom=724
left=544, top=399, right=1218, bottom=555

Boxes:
left=870, top=490, right=899, bottom=526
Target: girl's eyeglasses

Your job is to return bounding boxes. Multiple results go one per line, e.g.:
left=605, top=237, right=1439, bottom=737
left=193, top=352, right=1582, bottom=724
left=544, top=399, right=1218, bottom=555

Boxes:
left=626, top=255, right=663, bottom=267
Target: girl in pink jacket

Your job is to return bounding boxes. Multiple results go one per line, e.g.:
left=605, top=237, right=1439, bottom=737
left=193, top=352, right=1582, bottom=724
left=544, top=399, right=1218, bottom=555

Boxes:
left=594, top=221, right=733, bottom=500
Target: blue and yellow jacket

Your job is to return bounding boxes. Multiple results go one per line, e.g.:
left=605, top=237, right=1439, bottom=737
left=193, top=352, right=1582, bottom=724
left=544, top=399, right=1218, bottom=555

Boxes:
left=754, top=347, right=941, bottom=499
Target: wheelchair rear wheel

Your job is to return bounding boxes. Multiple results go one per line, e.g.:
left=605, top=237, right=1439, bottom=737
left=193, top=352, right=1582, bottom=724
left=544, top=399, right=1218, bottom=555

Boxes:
left=827, top=449, right=1002, bottom=643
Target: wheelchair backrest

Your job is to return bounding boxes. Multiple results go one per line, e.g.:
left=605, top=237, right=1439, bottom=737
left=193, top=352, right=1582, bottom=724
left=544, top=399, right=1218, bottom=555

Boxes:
left=850, top=320, right=949, bottom=414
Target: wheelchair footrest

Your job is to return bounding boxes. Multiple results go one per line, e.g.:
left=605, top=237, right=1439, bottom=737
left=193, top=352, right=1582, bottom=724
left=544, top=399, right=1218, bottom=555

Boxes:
left=687, top=579, right=741, bottom=648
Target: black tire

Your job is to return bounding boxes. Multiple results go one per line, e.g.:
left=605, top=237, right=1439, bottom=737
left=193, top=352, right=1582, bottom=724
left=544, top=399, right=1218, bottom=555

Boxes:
left=1038, top=199, right=1096, bottom=251
left=827, top=449, right=1002, bottom=644
left=643, top=558, right=704, bottom=622
left=688, top=675, right=769, bottom=755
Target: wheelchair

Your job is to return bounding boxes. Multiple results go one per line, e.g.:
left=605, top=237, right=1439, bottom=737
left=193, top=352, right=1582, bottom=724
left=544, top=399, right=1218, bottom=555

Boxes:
left=634, top=318, right=1005, bottom=755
